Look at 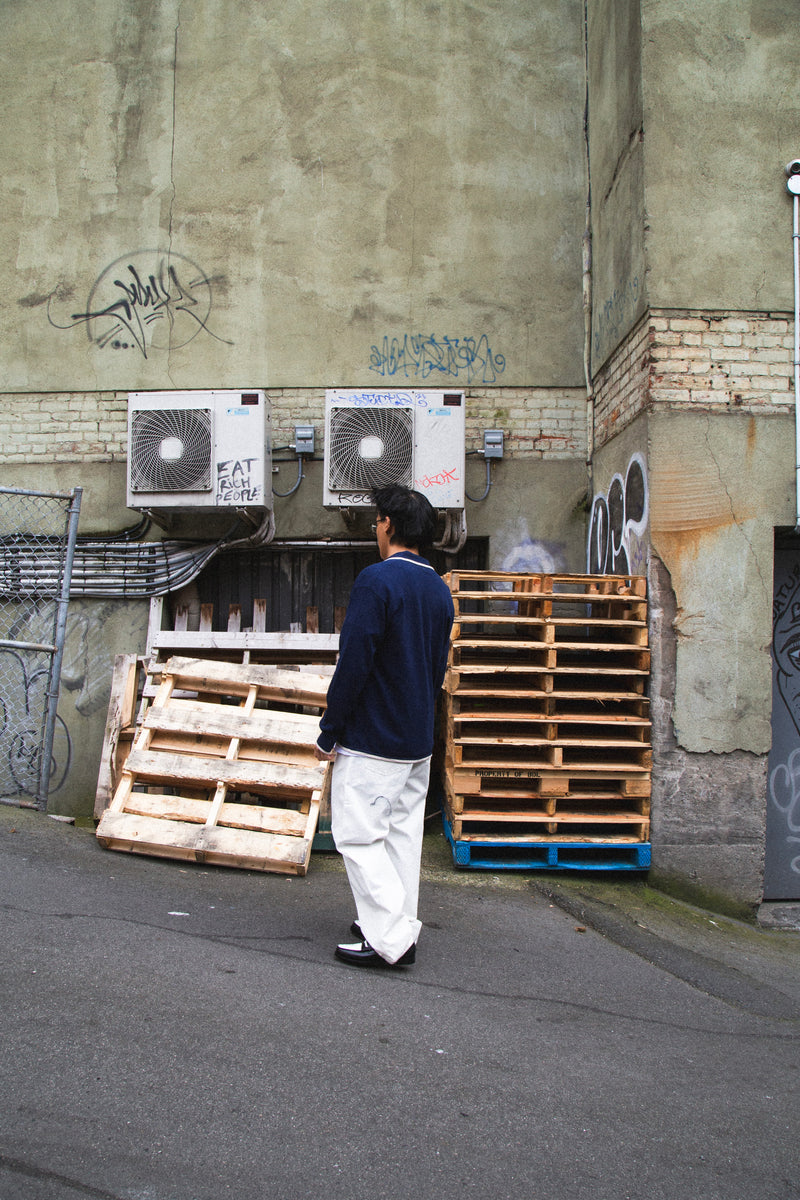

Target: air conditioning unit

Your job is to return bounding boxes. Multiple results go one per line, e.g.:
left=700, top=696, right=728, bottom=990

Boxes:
left=127, top=390, right=271, bottom=509
left=323, top=390, right=465, bottom=508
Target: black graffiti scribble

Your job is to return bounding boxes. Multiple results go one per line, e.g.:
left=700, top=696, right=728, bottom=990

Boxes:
left=588, top=453, right=648, bottom=574
left=47, top=250, right=233, bottom=359
left=216, top=458, right=263, bottom=505
left=0, top=648, right=70, bottom=798
left=772, top=574, right=800, bottom=741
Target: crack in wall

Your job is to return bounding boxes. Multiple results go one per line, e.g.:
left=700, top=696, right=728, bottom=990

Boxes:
left=701, top=412, right=770, bottom=599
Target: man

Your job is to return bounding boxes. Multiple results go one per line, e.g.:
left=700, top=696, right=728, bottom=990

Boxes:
left=314, top=485, right=455, bottom=968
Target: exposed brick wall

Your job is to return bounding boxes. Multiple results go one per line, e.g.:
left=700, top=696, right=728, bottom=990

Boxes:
left=592, top=309, right=795, bottom=450
left=2, top=321, right=789, bottom=466
left=0, top=393, right=128, bottom=463
left=0, top=388, right=587, bottom=465
left=592, top=315, right=651, bottom=447
left=267, top=387, right=587, bottom=461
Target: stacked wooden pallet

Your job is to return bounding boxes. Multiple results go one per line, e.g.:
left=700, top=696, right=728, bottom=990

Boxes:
left=95, top=652, right=330, bottom=876
left=440, top=570, right=651, bottom=870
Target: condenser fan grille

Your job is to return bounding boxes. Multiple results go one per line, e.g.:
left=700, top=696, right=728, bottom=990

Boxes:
left=328, top=406, right=414, bottom=491
left=129, top=408, right=213, bottom=493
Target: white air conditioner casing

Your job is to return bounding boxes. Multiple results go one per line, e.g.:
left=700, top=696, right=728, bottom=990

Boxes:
left=127, top=390, right=271, bottom=509
left=323, top=389, right=465, bottom=508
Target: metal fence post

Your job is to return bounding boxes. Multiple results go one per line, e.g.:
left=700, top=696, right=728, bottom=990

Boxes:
left=37, top=487, right=82, bottom=808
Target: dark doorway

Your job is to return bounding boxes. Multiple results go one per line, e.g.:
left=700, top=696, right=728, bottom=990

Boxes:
left=194, top=538, right=488, bottom=634
left=766, top=529, right=800, bottom=899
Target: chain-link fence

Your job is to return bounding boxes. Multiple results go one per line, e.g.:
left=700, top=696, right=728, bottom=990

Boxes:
left=0, top=486, right=82, bottom=809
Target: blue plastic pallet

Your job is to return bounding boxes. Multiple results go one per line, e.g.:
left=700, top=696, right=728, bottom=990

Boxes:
left=442, top=813, right=650, bottom=872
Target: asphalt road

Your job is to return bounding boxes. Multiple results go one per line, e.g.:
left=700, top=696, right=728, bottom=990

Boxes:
left=1, top=804, right=798, bottom=1200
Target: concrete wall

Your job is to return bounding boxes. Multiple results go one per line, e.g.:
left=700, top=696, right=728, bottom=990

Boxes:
left=583, top=0, right=800, bottom=906
left=644, top=407, right=793, bottom=906
left=587, top=0, right=647, bottom=372
left=641, top=0, right=800, bottom=315
left=5, top=0, right=587, bottom=392
left=588, top=0, right=800, bottom=372
left=4, top=0, right=799, bottom=908
left=589, top=400, right=788, bottom=907
left=0, top=0, right=594, bottom=816
left=50, top=600, right=151, bottom=818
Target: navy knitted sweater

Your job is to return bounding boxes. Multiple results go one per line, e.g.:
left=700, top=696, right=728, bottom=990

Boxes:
left=317, top=552, right=454, bottom=761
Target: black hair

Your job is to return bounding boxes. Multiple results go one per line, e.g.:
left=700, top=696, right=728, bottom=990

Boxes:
left=371, top=485, right=437, bottom=549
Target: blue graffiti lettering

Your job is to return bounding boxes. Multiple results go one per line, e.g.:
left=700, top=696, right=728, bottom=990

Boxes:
left=369, top=334, right=506, bottom=383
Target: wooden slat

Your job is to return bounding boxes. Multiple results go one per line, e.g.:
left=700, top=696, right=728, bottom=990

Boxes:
left=96, top=810, right=316, bottom=874
left=452, top=613, right=647, bottom=630
left=94, top=654, right=142, bottom=818
left=450, top=808, right=649, bottom=826
left=143, top=702, right=319, bottom=746
left=150, top=630, right=339, bottom=654
left=253, top=598, right=268, bottom=633
left=448, top=710, right=650, bottom=728
left=454, top=734, right=650, bottom=750
left=123, top=796, right=314, bottom=835
left=142, top=730, right=319, bottom=767
left=124, top=748, right=325, bottom=796
left=107, top=675, right=176, bottom=814
left=122, top=792, right=312, bottom=837
left=446, top=816, right=650, bottom=841
left=159, top=656, right=330, bottom=707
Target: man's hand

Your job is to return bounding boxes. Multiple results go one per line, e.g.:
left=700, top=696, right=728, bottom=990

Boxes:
left=314, top=744, right=337, bottom=762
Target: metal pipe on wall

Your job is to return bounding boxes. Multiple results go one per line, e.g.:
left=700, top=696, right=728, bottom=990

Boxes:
left=787, top=160, right=800, bottom=530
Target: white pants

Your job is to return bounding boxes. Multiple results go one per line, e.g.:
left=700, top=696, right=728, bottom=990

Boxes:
left=330, top=751, right=430, bottom=964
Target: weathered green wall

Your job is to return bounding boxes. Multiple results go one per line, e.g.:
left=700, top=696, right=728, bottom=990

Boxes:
left=641, top=0, right=799, bottom=314
left=4, top=0, right=587, bottom=391
left=589, top=0, right=800, bottom=372
left=587, top=0, right=647, bottom=372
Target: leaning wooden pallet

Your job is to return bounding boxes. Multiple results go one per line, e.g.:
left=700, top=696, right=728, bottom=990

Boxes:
left=96, top=656, right=330, bottom=875
left=94, top=597, right=340, bottom=852
left=439, top=570, right=652, bottom=869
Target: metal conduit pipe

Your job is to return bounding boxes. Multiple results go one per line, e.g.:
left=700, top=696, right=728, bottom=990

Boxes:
left=788, top=160, right=800, bottom=531
left=0, top=509, right=275, bottom=598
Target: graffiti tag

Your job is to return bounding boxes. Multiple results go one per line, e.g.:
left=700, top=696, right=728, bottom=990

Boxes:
left=0, top=648, right=70, bottom=798
left=594, top=275, right=641, bottom=359
left=328, top=390, right=429, bottom=408
left=772, top=571, right=800, bottom=741
left=47, top=250, right=233, bottom=359
left=369, top=334, right=506, bottom=383
left=216, top=458, right=263, bottom=505
left=416, top=467, right=459, bottom=490
left=588, top=452, right=649, bottom=575
left=769, top=747, right=800, bottom=875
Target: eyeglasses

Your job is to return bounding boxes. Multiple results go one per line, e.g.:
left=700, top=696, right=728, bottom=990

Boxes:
left=371, top=516, right=387, bottom=534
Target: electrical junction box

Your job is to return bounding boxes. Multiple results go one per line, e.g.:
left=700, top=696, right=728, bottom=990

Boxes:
left=483, top=429, right=504, bottom=458
left=323, top=389, right=465, bottom=509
